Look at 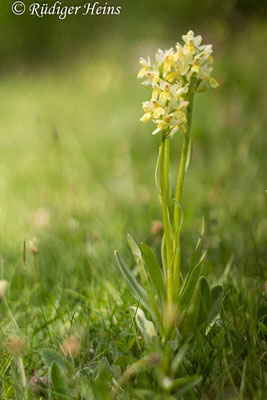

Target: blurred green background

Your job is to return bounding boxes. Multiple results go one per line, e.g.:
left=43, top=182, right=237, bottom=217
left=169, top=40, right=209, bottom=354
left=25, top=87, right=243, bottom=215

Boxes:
left=0, top=0, right=266, bottom=290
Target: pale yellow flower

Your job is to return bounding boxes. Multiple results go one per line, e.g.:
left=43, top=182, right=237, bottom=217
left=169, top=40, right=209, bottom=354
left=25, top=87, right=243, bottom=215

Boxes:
left=140, top=101, right=153, bottom=123
left=159, top=83, right=172, bottom=102
left=138, top=30, right=218, bottom=136
left=152, top=84, right=161, bottom=99
left=152, top=100, right=165, bottom=119
left=137, top=57, right=151, bottom=79
left=140, top=113, right=152, bottom=123
left=209, top=77, right=219, bottom=88
left=163, top=49, right=176, bottom=73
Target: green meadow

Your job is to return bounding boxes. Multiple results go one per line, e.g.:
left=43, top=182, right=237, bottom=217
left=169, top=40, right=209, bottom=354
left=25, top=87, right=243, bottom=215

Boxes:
left=0, top=17, right=266, bottom=399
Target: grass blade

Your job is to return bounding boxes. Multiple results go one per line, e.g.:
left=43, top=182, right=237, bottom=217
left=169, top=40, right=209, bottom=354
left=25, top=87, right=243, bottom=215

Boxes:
left=190, top=217, right=205, bottom=271
left=178, top=251, right=206, bottom=312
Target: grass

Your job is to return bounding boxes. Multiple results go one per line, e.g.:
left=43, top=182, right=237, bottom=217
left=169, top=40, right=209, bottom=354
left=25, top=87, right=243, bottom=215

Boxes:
left=0, top=23, right=266, bottom=399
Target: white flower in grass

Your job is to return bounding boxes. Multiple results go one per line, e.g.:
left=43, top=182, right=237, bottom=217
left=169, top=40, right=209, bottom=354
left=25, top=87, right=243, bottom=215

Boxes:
left=138, top=30, right=219, bottom=136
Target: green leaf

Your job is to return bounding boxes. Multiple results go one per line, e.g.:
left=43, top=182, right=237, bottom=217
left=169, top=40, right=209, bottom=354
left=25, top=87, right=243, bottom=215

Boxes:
left=51, top=361, right=69, bottom=397
left=174, top=375, right=202, bottom=394
left=171, top=344, right=189, bottom=374
left=258, top=322, right=267, bottom=335
left=190, top=218, right=205, bottom=271
left=114, top=355, right=137, bottom=370
left=141, top=243, right=167, bottom=306
left=133, top=307, right=157, bottom=338
left=197, top=277, right=212, bottom=326
left=97, top=356, right=113, bottom=382
left=185, top=135, right=193, bottom=172
left=77, top=374, right=94, bottom=399
left=178, top=251, right=206, bottom=312
left=127, top=235, right=147, bottom=286
left=162, top=375, right=202, bottom=392
left=114, top=251, right=152, bottom=314
left=208, top=285, right=223, bottom=324
left=127, top=235, right=162, bottom=332
left=42, top=349, right=73, bottom=373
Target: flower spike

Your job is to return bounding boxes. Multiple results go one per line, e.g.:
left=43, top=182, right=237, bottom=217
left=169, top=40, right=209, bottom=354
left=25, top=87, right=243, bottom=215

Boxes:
left=138, top=31, right=219, bottom=137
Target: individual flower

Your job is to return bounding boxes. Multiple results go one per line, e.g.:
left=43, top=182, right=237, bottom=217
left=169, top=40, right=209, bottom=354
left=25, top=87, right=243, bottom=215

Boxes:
left=137, top=57, right=151, bottom=79
left=140, top=101, right=153, bottom=123
left=182, top=30, right=202, bottom=57
left=159, top=82, right=172, bottom=102
left=138, top=30, right=219, bottom=137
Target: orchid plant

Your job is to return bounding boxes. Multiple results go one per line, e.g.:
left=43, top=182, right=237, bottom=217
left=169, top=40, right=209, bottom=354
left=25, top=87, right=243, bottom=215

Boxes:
left=115, top=31, right=222, bottom=342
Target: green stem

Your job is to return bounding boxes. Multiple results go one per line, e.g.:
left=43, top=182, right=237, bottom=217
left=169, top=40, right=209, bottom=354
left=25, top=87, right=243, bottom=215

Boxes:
left=173, top=93, right=194, bottom=299
left=159, top=135, right=173, bottom=304
left=164, top=138, right=170, bottom=205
